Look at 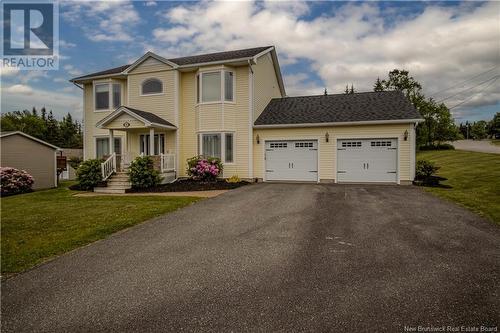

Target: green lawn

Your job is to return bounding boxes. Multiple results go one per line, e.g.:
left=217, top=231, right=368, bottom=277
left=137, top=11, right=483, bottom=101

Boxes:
left=1, top=183, right=201, bottom=274
left=417, top=150, right=500, bottom=224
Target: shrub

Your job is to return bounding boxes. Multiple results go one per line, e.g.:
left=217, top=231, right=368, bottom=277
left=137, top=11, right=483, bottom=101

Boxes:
left=419, top=143, right=455, bottom=151
left=415, top=160, right=439, bottom=179
left=187, top=156, right=223, bottom=181
left=128, top=156, right=161, bottom=188
left=0, top=167, right=34, bottom=196
left=76, top=159, right=103, bottom=190
left=226, top=175, right=241, bottom=183
left=68, top=156, right=83, bottom=170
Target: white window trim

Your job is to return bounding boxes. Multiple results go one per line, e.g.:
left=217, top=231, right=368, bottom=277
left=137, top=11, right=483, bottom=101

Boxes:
left=140, top=78, right=165, bottom=96
left=138, top=132, right=166, bottom=155
left=198, top=131, right=235, bottom=164
left=196, top=70, right=236, bottom=105
left=94, top=135, right=123, bottom=158
left=93, top=80, right=122, bottom=113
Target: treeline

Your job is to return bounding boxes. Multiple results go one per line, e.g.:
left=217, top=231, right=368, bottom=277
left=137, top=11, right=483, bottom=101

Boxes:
left=370, top=69, right=499, bottom=146
left=0, top=107, right=83, bottom=148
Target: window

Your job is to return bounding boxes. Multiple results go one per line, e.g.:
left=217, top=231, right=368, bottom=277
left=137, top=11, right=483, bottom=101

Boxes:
left=197, top=71, right=234, bottom=103
left=140, top=134, right=165, bottom=155
left=199, top=132, right=234, bottom=163
left=201, top=72, right=221, bottom=102
left=113, top=84, right=121, bottom=108
left=371, top=141, right=392, bottom=147
left=270, top=142, right=287, bottom=148
left=225, top=133, right=233, bottom=163
left=95, top=84, right=109, bottom=110
left=96, top=137, right=121, bottom=159
left=141, top=78, right=163, bottom=95
left=202, top=133, right=221, bottom=158
left=95, top=82, right=122, bottom=111
left=295, top=142, right=313, bottom=148
left=224, top=71, right=233, bottom=101
left=341, top=141, right=362, bottom=148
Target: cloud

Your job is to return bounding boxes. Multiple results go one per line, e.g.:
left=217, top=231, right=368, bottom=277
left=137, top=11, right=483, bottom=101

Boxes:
left=4, top=84, right=34, bottom=95
left=152, top=1, right=499, bottom=114
left=1, top=85, right=83, bottom=119
left=0, top=66, right=20, bottom=77
left=144, top=1, right=157, bottom=7
left=62, top=1, right=140, bottom=42
left=60, top=40, right=77, bottom=48
left=63, top=64, right=83, bottom=76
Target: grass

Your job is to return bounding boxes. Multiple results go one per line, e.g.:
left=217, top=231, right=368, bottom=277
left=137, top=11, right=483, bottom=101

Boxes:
left=1, top=182, right=201, bottom=274
left=491, top=139, right=500, bottom=146
left=417, top=150, right=500, bottom=224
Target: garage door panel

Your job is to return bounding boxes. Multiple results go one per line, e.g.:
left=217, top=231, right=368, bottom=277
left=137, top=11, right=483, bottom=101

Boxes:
left=337, top=139, right=397, bottom=183
left=266, top=140, right=318, bottom=182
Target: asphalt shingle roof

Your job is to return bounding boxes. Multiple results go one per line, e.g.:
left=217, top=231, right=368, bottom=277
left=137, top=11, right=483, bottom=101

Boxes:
left=71, top=46, right=272, bottom=81
left=254, top=91, right=421, bottom=126
left=124, top=107, right=176, bottom=128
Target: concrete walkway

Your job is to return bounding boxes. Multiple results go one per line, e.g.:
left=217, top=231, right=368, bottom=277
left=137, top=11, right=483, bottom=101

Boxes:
left=452, top=140, right=500, bottom=154
left=2, top=184, right=499, bottom=332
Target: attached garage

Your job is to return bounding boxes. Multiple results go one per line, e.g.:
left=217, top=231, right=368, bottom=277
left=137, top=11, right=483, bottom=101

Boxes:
left=337, top=138, right=397, bottom=183
left=253, top=91, right=423, bottom=184
left=265, top=140, right=318, bottom=181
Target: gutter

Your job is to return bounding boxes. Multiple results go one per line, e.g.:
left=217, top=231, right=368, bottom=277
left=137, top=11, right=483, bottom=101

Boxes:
left=253, top=118, right=425, bottom=129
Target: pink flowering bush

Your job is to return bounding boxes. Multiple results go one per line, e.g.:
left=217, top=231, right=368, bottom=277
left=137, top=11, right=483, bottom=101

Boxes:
left=0, top=167, right=35, bottom=196
left=187, top=156, right=223, bottom=181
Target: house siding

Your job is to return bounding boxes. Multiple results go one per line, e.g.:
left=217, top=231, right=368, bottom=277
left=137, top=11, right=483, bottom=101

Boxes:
left=253, top=123, right=414, bottom=183
left=253, top=52, right=282, bottom=121
left=0, top=134, right=56, bottom=189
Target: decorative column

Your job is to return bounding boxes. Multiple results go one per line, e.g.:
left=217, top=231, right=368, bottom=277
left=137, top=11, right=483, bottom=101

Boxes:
left=109, top=129, right=114, bottom=154
left=149, top=127, right=155, bottom=156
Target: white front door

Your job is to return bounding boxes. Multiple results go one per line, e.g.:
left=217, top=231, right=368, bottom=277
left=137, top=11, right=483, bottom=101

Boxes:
left=337, top=139, right=398, bottom=183
left=265, top=140, right=318, bottom=181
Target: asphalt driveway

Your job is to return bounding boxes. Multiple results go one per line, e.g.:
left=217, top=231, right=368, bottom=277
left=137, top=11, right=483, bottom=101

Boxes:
left=2, top=184, right=499, bottom=332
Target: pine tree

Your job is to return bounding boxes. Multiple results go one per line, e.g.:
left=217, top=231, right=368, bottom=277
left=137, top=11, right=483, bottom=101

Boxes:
left=324, top=88, right=328, bottom=96
left=344, top=85, right=349, bottom=94
left=373, top=77, right=384, bottom=92
left=349, top=84, right=355, bottom=94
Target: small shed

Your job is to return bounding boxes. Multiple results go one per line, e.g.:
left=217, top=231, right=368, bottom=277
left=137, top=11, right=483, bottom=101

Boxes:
left=0, top=131, right=60, bottom=189
left=59, top=148, right=83, bottom=180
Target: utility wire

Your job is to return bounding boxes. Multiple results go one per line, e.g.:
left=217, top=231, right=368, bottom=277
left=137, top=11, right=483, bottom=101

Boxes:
left=448, top=77, right=498, bottom=110
left=436, top=75, right=499, bottom=103
left=429, top=65, right=499, bottom=98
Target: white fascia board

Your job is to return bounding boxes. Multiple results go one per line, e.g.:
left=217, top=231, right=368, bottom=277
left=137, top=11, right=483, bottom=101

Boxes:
left=254, top=118, right=424, bottom=129
left=0, top=131, right=60, bottom=150
left=123, top=51, right=179, bottom=74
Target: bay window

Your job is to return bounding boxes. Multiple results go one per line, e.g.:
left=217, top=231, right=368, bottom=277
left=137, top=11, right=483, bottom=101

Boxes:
left=196, top=70, right=234, bottom=103
left=199, top=132, right=234, bottom=163
left=95, top=82, right=122, bottom=111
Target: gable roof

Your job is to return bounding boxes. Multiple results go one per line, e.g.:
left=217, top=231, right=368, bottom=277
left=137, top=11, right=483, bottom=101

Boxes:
left=0, top=131, right=60, bottom=150
left=254, top=91, right=422, bottom=127
left=96, top=106, right=176, bottom=129
left=70, top=46, right=274, bottom=82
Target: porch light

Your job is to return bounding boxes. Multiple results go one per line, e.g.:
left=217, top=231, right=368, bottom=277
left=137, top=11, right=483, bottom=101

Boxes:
left=404, top=130, right=408, bottom=141
left=256, top=134, right=260, bottom=144
left=325, top=132, right=329, bottom=143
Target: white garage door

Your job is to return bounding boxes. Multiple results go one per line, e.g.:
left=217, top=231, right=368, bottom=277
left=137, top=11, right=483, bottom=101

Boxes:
left=337, top=139, right=398, bottom=183
left=265, top=140, right=318, bottom=181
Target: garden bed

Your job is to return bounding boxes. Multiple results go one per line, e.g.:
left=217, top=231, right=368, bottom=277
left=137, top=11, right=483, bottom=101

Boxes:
left=127, top=178, right=251, bottom=193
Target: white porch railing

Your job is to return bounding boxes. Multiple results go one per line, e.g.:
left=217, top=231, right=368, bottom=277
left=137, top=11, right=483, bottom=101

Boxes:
left=160, top=153, right=175, bottom=173
left=101, top=152, right=116, bottom=180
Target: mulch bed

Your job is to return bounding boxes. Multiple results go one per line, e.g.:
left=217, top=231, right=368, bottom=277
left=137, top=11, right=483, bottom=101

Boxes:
left=126, top=178, right=251, bottom=193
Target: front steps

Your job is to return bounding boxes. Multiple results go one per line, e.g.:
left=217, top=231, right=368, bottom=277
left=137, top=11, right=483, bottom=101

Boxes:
left=94, top=172, right=131, bottom=194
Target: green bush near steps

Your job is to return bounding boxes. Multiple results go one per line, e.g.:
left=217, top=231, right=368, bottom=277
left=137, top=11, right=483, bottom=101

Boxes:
left=76, top=159, right=103, bottom=190
left=128, top=156, right=162, bottom=188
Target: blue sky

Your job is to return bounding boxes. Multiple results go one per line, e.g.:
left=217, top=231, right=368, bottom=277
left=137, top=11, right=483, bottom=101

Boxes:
left=1, top=1, right=499, bottom=123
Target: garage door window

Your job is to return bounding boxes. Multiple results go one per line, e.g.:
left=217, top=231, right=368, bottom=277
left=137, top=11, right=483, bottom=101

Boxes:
left=371, top=141, right=392, bottom=147
left=341, top=141, right=362, bottom=148
left=270, top=142, right=287, bottom=148
left=295, top=142, right=313, bottom=148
